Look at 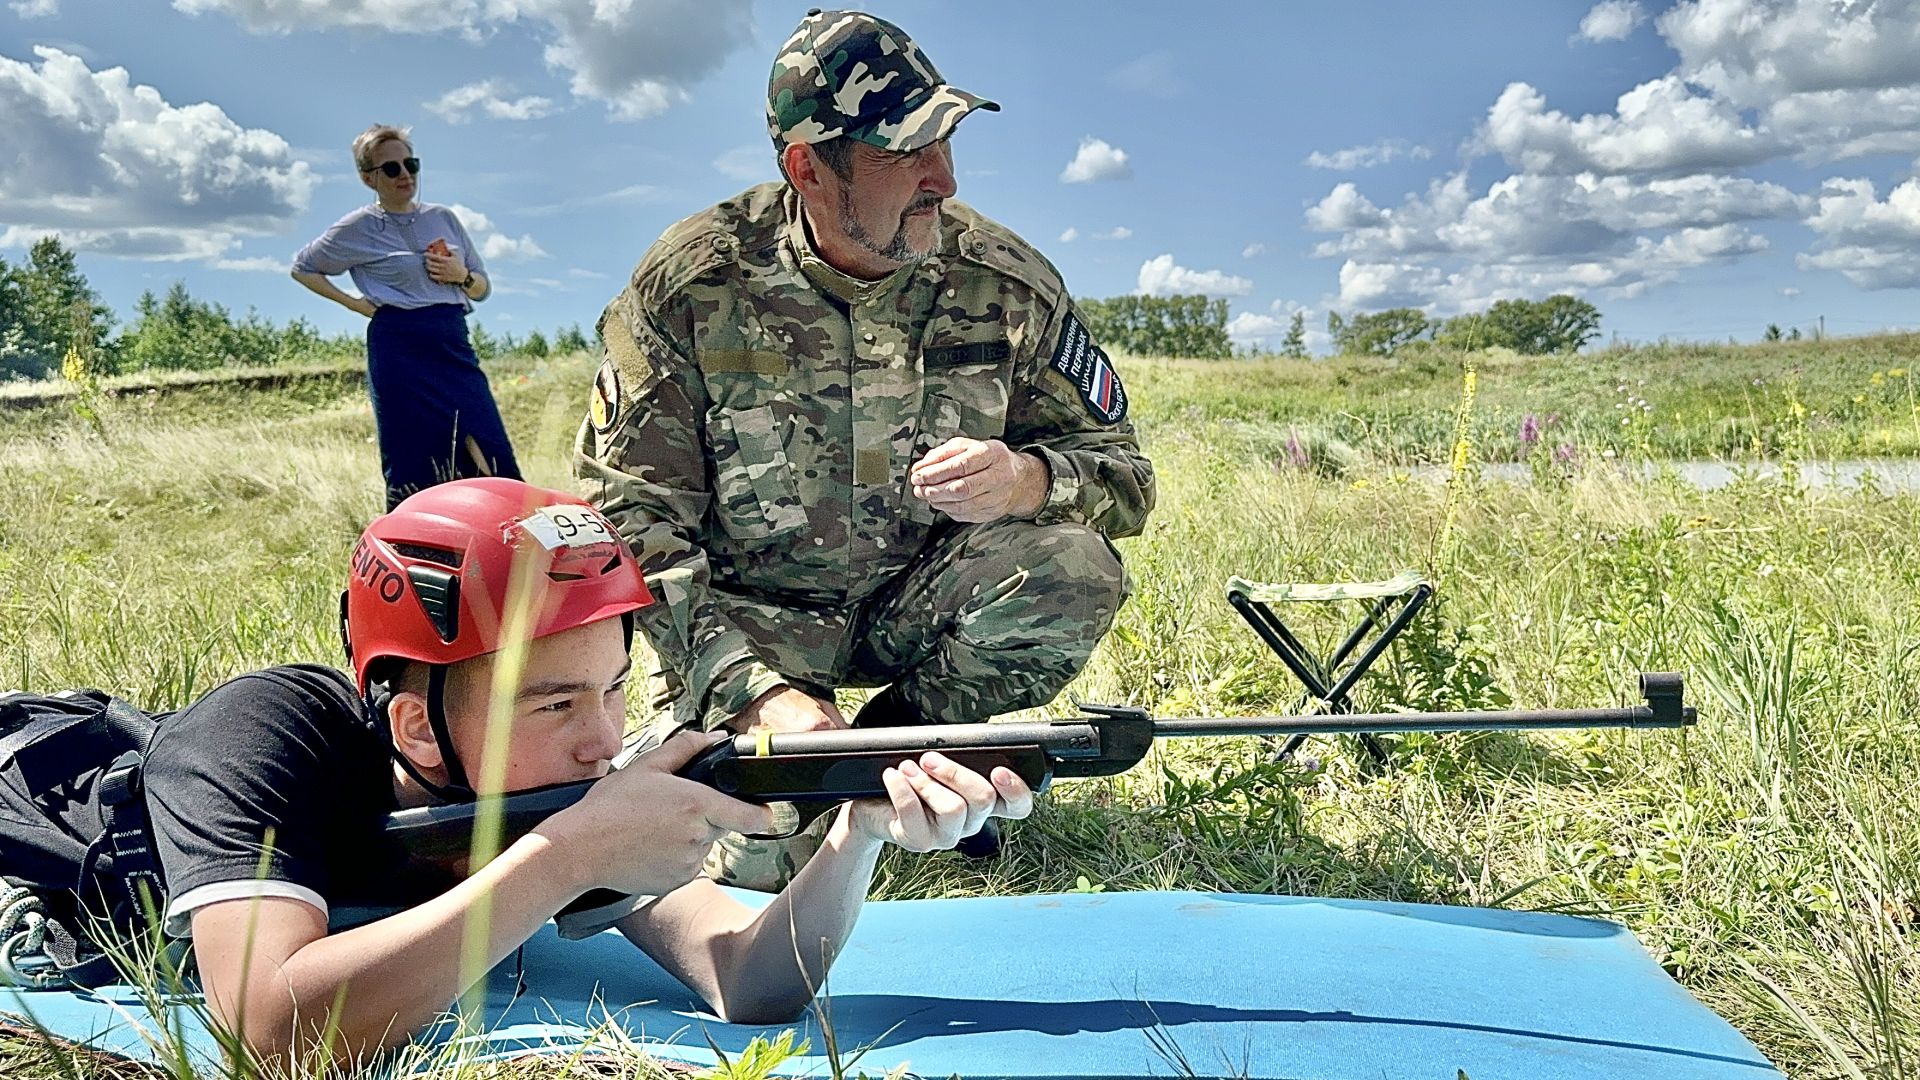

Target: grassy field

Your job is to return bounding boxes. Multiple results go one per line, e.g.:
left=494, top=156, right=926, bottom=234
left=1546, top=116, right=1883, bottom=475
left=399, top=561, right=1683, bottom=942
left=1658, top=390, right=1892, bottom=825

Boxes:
left=2, top=336, right=1918, bottom=1078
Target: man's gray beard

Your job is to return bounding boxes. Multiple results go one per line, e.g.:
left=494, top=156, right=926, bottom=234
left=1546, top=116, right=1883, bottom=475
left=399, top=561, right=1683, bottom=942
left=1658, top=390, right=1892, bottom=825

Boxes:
left=839, top=186, right=938, bottom=266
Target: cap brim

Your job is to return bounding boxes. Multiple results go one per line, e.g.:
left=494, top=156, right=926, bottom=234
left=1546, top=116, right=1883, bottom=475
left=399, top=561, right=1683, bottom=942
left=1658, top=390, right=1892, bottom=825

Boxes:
left=857, top=85, right=1000, bottom=152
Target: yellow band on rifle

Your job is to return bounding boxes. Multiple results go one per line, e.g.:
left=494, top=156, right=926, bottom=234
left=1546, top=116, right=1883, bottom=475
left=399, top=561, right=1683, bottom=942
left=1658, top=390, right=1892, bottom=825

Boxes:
left=755, top=728, right=772, bottom=758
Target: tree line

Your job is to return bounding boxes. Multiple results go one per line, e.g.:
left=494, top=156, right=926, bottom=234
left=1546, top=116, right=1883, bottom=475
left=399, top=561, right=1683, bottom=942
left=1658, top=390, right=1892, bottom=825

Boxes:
left=1072, top=291, right=1602, bottom=360
left=3, top=236, right=1606, bottom=378
left=1324, top=295, right=1602, bottom=357
left=0, top=237, right=591, bottom=382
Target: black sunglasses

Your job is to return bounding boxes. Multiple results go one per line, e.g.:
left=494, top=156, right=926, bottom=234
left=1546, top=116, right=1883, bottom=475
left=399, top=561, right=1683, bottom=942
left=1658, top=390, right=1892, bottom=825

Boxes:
left=366, top=157, right=421, bottom=179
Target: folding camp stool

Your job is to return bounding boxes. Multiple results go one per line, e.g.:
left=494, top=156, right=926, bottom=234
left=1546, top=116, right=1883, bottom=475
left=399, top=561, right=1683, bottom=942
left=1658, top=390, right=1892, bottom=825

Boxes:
left=1224, top=571, right=1434, bottom=765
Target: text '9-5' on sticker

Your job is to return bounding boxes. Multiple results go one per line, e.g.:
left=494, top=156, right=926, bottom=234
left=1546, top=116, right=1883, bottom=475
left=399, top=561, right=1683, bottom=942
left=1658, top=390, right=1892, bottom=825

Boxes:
left=590, top=360, right=622, bottom=434
left=1048, top=312, right=1127, bottom=424
left=517, top=506, right=617, bottom=551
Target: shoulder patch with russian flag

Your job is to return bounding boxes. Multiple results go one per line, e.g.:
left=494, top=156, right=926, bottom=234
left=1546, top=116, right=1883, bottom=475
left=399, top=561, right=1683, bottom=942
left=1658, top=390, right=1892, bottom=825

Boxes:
left=1048, top=312, right=1127, bottom=424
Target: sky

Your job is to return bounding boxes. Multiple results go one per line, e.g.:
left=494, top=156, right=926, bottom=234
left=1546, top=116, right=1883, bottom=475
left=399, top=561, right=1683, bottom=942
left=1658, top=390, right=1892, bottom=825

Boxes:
left=6, top=0, right=1920, bottom=354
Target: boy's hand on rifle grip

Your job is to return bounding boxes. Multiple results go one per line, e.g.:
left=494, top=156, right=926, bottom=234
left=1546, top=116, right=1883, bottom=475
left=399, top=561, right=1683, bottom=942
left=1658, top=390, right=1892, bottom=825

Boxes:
left=849, top=751, right=1033, bottom=852
left=542, top=730, right=774, bottom=897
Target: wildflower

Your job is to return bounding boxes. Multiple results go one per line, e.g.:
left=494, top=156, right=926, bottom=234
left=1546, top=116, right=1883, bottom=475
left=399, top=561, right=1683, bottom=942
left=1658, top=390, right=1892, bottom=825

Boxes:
left=1789, top=401, right=1807, bottom=419
left=1872, top=372, right=1886, bottom=387
left=1892, top=367, right=1909, bottom=378
left=1855, top=394, right=1868, bottom=404
left=1602, top=448, right=1617, bottom=459
left=1285, top=429, right=1310, bottom=469
left=1351, top=478, right=1372, bottom=490
left=1519, top=413, right=1542, bottom=448
left=1554, top=443, right=1578, bottom=466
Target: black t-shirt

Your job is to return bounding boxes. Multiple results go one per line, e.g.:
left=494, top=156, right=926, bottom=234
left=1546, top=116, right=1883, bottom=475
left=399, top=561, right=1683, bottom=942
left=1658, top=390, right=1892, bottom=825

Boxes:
left=141, top=664, right=449, bottom=934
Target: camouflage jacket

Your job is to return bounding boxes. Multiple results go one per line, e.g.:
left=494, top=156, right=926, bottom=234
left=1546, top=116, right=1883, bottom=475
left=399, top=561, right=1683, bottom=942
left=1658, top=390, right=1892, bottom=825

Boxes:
left=576, top=183, right=1155, bottom=729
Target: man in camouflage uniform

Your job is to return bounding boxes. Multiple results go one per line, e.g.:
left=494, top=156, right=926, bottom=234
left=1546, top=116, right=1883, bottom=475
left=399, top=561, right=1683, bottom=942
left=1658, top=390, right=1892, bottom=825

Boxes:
left=575, top=9, right=1154, bottom=888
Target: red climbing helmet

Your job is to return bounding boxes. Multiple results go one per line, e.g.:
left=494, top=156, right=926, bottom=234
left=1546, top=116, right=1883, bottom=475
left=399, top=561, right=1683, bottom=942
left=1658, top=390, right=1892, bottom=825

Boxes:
left=342, top=477, right=652, bottom=693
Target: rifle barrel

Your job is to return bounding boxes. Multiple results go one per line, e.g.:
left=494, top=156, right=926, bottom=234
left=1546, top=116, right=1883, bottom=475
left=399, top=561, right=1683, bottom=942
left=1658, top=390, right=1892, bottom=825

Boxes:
left=1151, top=704, right=1685, bottom=738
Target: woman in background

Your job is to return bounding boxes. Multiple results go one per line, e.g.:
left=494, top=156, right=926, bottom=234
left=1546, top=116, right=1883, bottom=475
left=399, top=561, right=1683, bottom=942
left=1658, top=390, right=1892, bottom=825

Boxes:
left=291, top=124, right=521, bottom=509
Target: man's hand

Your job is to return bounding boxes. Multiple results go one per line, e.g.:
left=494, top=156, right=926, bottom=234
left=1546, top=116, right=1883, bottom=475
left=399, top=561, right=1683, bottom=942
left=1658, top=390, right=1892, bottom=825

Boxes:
left=909, top=438, right=1049, bottom=523
left=848, top=751, right=1034, bottom=852
left=729, top=685, right=847, bottom=734
left=347, top=296, right=377, bottom=318
left=540, top=729, right=774, bottom=898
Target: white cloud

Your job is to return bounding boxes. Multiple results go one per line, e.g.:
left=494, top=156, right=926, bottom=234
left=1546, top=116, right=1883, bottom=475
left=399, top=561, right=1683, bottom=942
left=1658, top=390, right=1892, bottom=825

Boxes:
left=425, top=79, right=556, bottom=123
left=713, top=144, right=770, bottom=182
left=1298, top=0, right=1920, bottom=313
left=1660, top=0, right=1920, bottom=106
left=9, top=0, right=57, bottom=16
left=1799, top=176, right=1920, bottom=288
left=1315, top=171, right=1801, bottom=260
left=1781, top=286, right=1801, bottom=298
left=1305, top=140, right=1432, bottom=170
left=1477, top=78, right=1779, bottom=175
left=173, top=0, right=756, bottom=121
left=446, top=203, right=547, bottom=261
left=0, top=46, right=315, bottom=261
left=567, top=267, right=607, bottom=279
left=1242, top=242, right=1267, bottom=258
left=1305, top=181, right=1396, bottom=233
left=1059, top=227, right=1079, bottom=243
left=1577, top=0, right=1644, bottom=43
left=1331, top=225, right=1765, bottom=313
left=1060, top=136, right=1132, bottom=183
left=212, top=255, right=287, bottom=272
left=1096, top=226, right=1132, bottom=241
left=1135, top=254, right=1252, bottom=297
left=1108, top=51, right=1184, bottom=99
left=1227, top=300, right=1325, bottom=353
left=1305, top=168, right=1792, bottom=312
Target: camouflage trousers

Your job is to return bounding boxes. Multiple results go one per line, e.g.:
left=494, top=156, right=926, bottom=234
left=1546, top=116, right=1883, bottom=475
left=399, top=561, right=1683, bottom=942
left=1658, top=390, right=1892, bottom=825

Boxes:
left=638, top=516, right=1127, bottom=890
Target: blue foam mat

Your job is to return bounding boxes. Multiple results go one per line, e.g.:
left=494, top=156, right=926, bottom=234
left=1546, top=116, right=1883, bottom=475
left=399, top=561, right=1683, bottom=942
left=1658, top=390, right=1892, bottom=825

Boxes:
left=3, top=890, right=1781, bottom=1079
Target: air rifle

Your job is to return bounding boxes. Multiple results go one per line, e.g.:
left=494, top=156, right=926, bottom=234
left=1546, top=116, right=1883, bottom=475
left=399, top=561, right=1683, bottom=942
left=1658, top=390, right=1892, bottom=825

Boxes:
left=384, top=673, right=1693, bottom=857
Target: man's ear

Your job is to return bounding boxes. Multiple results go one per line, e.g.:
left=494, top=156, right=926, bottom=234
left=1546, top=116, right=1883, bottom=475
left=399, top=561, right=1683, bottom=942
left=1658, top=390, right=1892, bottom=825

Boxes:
left=388, top=690, right=444, bottom=772
left=782, top=142, right=827, bottom=201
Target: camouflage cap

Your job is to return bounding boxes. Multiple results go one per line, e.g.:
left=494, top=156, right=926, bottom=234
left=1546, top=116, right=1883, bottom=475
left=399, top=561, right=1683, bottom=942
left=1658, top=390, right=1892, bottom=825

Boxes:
left=768, top=9, right=999, bottom=153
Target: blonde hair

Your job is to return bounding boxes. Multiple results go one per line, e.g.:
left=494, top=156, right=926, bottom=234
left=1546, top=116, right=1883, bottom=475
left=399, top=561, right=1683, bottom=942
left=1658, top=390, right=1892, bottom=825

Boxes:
left=352, top=124, right=413, bottom=173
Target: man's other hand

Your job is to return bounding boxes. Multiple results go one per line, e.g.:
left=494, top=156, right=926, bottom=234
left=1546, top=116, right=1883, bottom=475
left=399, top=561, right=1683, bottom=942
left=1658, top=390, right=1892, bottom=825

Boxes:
left=909, top=438, right=1048, bottom=522
left=730, top=685, right=847, bottom=734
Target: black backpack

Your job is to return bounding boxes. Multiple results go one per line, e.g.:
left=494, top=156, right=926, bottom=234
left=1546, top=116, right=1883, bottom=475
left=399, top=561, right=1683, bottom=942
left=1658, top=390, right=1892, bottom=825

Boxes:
left=0, top=688, right=167, bottom=987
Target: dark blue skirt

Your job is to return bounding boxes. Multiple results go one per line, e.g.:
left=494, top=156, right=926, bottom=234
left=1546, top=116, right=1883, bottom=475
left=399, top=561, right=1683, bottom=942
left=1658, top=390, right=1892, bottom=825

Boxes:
left=366, top=304, right=522, bottom=509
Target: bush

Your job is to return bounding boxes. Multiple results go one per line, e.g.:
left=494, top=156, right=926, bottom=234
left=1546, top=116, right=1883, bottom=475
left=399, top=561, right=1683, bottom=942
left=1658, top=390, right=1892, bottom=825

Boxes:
left=1434, top=295, right=1601, bottom=355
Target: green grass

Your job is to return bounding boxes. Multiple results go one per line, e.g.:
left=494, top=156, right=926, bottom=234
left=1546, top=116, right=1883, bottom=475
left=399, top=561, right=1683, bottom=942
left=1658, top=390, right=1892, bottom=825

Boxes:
left=3, top=337, right=1918, bottom=1078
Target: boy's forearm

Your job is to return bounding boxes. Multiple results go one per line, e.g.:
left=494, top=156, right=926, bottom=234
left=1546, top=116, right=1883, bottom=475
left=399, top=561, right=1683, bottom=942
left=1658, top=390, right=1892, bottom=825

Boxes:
left=234, top=834, right=586, bottom=1068
left=715, top=808, right=884, bottom=1023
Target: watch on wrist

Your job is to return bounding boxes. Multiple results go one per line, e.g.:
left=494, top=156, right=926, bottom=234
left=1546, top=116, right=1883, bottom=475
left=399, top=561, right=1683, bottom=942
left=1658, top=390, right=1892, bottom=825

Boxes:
left=459, top=271, right=475, bottom=290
